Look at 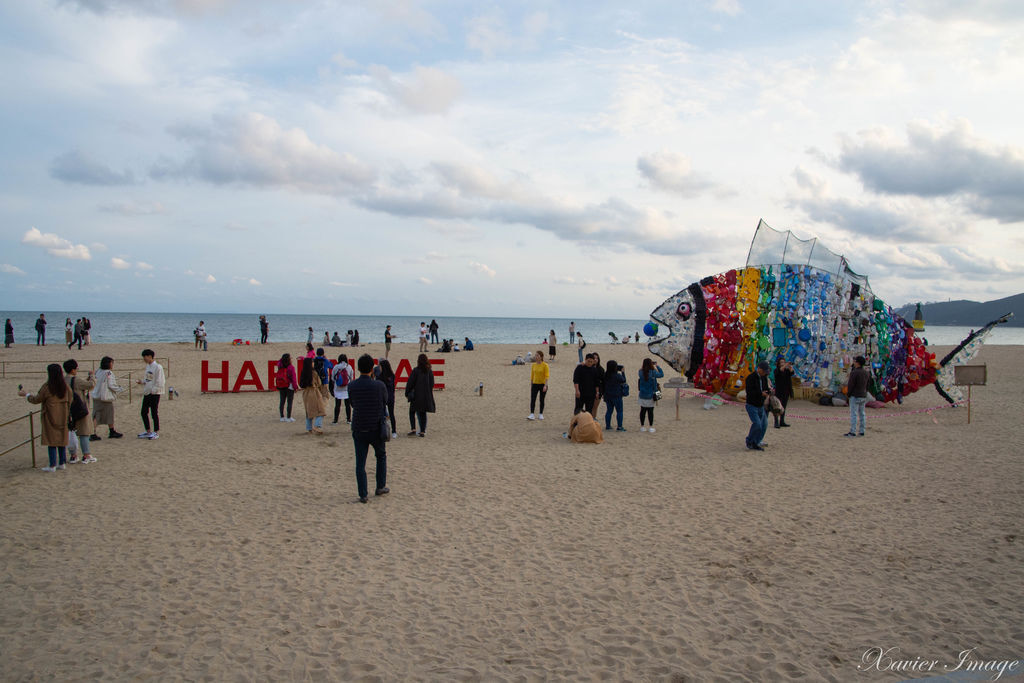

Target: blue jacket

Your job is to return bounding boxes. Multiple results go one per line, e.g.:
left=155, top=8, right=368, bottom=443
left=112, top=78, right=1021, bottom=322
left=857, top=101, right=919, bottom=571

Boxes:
left=637, top=366, right=664, bottom=399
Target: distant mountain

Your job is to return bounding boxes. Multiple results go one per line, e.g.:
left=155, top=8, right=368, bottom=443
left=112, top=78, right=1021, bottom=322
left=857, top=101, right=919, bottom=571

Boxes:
left=894, top=293, right=1022, bottom=327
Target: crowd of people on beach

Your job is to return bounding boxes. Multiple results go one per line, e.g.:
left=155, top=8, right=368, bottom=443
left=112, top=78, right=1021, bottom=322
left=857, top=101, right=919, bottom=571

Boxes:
left=11, top=316, right=873, bottom=502
left=17, top=349, right=164, bottom=471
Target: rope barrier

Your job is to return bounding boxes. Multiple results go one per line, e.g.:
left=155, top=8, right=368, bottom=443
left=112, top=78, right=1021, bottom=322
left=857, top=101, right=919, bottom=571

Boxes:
left=673, top=387, right=963, bottom=422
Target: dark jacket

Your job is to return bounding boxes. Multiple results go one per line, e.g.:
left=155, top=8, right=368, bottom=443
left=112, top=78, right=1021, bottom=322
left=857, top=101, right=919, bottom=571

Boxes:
left=745, top=371, right=769, bottom=407
left=773, top=367, right=795, bottom=400
left=348, top=375, right=388, bottom=433
left=405, top=366, right=436, bottom=413
left=374, top=367, right=397, bottom=405
left=572, top=364, right=599, bottom=398
left=603, top=371, right=627, bottom=399
left=848, top=366, right=870, bottom=399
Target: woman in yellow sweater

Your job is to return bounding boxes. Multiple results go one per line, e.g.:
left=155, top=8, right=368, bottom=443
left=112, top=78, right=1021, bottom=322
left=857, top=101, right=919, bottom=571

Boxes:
left=527, top=350, right=549, bottom=420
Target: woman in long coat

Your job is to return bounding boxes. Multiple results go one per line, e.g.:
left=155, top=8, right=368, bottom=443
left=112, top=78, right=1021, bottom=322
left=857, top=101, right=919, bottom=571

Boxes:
left=19, top=363, right=72, bottom=471
left=299, top=357, right=326, bottom=434
left=64, top=359, right=96, bottom=463
left=405, top=353, right=436, bottom=437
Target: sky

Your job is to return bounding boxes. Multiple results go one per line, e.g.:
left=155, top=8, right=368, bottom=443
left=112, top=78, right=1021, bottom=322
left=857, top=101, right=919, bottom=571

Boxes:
left=2, top=0, right=1023, bottom=318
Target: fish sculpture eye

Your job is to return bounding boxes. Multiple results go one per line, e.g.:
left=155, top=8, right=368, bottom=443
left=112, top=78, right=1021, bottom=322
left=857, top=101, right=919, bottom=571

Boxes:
left=676, top=302, right=692, bottom=320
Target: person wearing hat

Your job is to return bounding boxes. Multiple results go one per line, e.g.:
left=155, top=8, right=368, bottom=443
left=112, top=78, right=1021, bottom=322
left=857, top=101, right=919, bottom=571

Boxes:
left=744, top=360, right=772, bottom=451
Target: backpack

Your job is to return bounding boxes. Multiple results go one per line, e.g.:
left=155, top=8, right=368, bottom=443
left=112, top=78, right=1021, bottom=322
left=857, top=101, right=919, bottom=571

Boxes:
left=274, top=366, right=290, bottom=389
left=335, top=364, right=350, bottom=387
left=68, top=378, right=89, bottom=428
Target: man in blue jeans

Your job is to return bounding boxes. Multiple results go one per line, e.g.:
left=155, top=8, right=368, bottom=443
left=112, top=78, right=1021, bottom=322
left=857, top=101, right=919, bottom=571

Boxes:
left=845, top=355, right=870, bottom=437
left=744, top=361, right=771, bottom=451
left=348, top=354, right=389, bottom=503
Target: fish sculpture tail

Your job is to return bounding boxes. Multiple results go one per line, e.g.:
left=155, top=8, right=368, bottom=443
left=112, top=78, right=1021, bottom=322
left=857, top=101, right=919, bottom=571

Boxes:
left=933, top=313, right=1014, bottom=404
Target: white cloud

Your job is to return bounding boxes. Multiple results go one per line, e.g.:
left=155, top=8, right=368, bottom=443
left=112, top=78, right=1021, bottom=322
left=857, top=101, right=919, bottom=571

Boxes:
left=50, top=150, right=135, bottom=186
left=111, top=257, right=131, bottom=269
left=637, top=152, right=718, bottom=197
left=22, top=228, right=92, bottom=260
left=248, top=277, right=261, bottom=286
left=417, top=277, right=432, bottom=285
left=136, top=262, right=154, bottom=270
left=466, top=9, right=548, bottom=57
left=152, top=113, right=376, bottom=193
left=328, top=281, right=359, bottom=287
left=331, top=51, right=357, bottom=70
left=1, top=264, right=26, bottom=275
left=710, top=0, right=742, bottom=16
left=369, top=65, right=461, bottom=114
left=469, top=261, right=496, bottom=277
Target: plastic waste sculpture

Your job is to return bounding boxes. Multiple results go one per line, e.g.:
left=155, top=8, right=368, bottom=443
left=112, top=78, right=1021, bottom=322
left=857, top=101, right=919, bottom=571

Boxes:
left=648, top=220, right=1012, bottom=404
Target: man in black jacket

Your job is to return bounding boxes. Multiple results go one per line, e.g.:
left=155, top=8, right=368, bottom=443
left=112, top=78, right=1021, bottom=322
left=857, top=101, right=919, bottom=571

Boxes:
left=348, top=354, right=389, bottom=503
left=845, top=355, right=870, bottom=437
left=745, top=361, right=771, bottom=451
left=573, top=353, right=599, bottom=416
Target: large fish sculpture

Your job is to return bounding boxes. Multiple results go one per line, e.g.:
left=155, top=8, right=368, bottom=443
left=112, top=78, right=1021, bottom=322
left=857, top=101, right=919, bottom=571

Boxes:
left=648, top=220, right=1012, bottom=404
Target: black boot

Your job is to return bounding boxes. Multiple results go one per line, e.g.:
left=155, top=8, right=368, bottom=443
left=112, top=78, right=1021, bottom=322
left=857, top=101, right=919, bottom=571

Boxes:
left=773, top=414, right=780, bottom=428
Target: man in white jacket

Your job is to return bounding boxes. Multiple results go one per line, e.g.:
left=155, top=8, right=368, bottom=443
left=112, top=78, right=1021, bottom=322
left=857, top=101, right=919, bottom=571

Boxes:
left=136, top=349, right=165, bottom=439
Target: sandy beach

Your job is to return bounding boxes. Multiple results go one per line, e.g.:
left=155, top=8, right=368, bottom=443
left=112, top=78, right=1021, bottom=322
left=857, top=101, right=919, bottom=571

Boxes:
left=0, top=340, right=1021, bottom=681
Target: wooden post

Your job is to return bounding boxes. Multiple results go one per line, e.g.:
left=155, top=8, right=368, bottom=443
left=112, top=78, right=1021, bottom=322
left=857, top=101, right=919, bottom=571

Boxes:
left=967, top=385, right=972, bottom=425
left=29, top=411, right=36, bottom=469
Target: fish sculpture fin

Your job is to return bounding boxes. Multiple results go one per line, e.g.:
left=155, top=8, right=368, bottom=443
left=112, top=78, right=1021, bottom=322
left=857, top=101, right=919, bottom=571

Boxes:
left=934, top=312, right=1013, bottom=404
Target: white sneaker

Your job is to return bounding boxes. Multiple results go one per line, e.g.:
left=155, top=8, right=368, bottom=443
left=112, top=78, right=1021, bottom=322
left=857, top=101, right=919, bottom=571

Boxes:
left=41, top=466, right=56, bottom=472
left=137, top=432, right=150, bottom=439
left=527, top=414, right=536, bottom=420
left=57, top=464, right=66, bottom=470
left=287, top=417, right=296, bottom=422
left=538, top=414, right=544, bottom=420
left=148, top=433, right=159, bottom=439
left=640, top=426, right=648, bottom=432
left=280, top=417, right=288, bottom=422
left=82, top=456, right=97, bottom=463
left=648, top=427, right=656, bottom=433
left=68, top=455, right=80, bottom=464
left=392, top=433, right=398, bottom=439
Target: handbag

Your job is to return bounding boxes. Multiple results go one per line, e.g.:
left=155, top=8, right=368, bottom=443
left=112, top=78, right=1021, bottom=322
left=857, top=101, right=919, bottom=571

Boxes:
left=380, top=407, right=391, bottom=442
left=653, top=381, right=662, bottom=402
left=620, top=375, right=630, bottom=397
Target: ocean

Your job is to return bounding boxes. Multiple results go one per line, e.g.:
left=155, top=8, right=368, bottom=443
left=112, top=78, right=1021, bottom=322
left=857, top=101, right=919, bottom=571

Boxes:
left=3, top=311, right=1023, bottom=347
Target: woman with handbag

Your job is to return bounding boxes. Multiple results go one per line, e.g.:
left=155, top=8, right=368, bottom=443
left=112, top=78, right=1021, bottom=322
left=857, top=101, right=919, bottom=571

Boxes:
left=299, top=356, right=326, bottom=434
left=405, top=353, right=436, bottom=437
left=91, top=356, right=125, bottom=439
left=18, top=364, right=73, bottom=472
left=637, top=358, right=665, bottom=433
